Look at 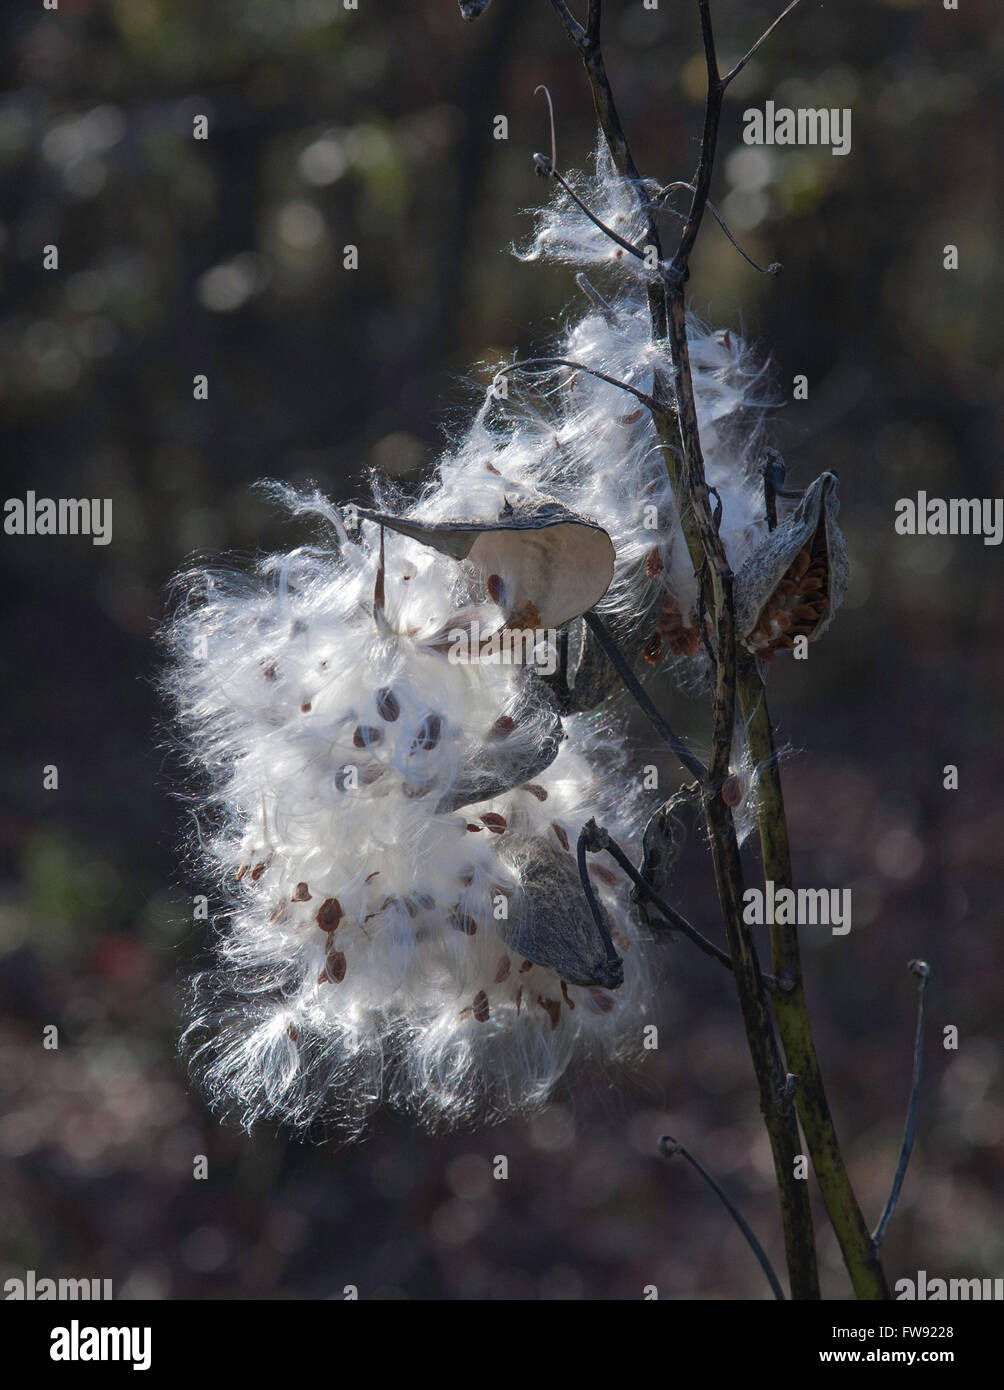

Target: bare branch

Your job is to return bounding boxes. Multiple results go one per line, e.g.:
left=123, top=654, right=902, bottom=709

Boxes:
left=722, top=0, right=803, bottom=90
left=871, top=960, right=931, bottom=1253
left=659, top=1135, right=786, bottom=1300
left=492, top=357, right=659, bottom=412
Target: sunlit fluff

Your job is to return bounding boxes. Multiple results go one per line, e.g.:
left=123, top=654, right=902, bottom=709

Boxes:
left=164, top=491, right=649, bottom=1135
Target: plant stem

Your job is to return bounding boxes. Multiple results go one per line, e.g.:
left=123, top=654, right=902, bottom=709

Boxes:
left=738, top=654, right=889, bottom=1299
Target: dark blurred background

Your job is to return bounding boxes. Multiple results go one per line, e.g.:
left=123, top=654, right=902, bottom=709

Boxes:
left=1, top=0, right=1001, bottom=1300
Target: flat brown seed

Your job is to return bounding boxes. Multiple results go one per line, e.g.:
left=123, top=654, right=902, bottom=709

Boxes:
left=353, top=725, right=382, bottom=748
left=376, top=687, right=401, bottom=722
left=325, top=950, right=347, bottom=984
left=480, top=813, right=507, bottom=834
left=551, top=822, right=570, bottom=852
left=495, top=955, right=511, bottom=983
left=722, top=775, right=743, bottom=807
left=591, top=864, right=619, bottom=887
left=292, top=882, right=312, bottom=902
left=466, top=823, right=482, bottom=833
left=235, top=861, right=250, bottom=882
left=521, top=783, right=548, bottom=801
left=250, top=859, right=270, bottom=882
left=789, top=604, right=821, bottom=624
left=413, top=713, right=442, bottom=751
left=473, top=990, right=490, bottom=1023
left=643, top=631, right=663, bottom=665
left=485, top=462, right=501, bottom=475
left=791, top=548, right=811, bottom=581
left=489, top=715, right=516, bottom=740
left=587, top=989, right=615, bottom=1014
left=644, top=546, right=665, bottom=578
left=286, top=1024, right=299, bottom=1042
left=486, top=573, right=506, bottom=605
left=269, top=901, right=287, bottom=924
left=519, top=958, right=534, bottom=974
left=316, top=898, right=343, bottom=932
left=301, top=702, right=312, bottom=714
left=618, top=408, right=645, bottom=425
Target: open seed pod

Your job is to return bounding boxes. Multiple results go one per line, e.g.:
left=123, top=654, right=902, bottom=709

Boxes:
left=358, top=499, right=615, bottom=631
left=498, top=835, right=624, bottom=990
left=735, top=472, right=849, bottom=660
left=435, top=683, right=564, bottom=814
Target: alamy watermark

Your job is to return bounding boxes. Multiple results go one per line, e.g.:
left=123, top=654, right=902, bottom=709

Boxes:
left=895, top=492, right=1003, bottom=546
left=895, top=1270, right=1003, bottom=1301
left=742, top=101, right=852, bottom=156
left=4, top=1269, right=113, bottom=1300
left=3, top=492, right=113, bottom=545
left=742, top=880, right=851, bottom=935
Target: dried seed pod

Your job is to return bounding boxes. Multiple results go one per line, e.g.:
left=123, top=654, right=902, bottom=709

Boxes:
left=735, top=472, right=848, bottom=658
left=497, top=836, right=623, bottom=990
left=358, top=499, right=615, bottom=630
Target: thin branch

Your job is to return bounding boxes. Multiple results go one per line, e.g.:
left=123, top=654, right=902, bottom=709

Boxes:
left=493, top=357, right=658, bottom=412
left=659, top=1135, right=786, bottom=1300
left=722, top=0, right=803, bottom=89
left=871, top=960, right=931, bottom=1253
left=582, top=611, right=707, bottom=781
left=536, top=159, right=649, bottom=261
left=581, top=818, right=733, bottom=973
left=654, top=181, right=781, bottom=276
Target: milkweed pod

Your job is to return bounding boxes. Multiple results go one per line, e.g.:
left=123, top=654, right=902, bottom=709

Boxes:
left=499, top=836, right=623, bottom=990
left=357, top=499, right=616, bottom=631
left=735, top=472, right=849, bottom=659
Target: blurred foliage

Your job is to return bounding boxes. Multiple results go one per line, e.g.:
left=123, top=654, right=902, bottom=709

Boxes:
left=0, top=0, right=1001, bottom=1298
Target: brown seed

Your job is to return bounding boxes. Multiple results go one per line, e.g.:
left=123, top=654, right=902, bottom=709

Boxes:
left=774, top=609, right=792, bottom=632
left=412, top=713, right=442, bottom=751
left=587, top=989, right=615, bottom=1015
left=504, top=599, right=542, bottom=631
left=376, top=687, right=401, bottom=722
left=485, top=462, right=501, bottom=475
left=521, top=783, right=548, bottom=801
left=292, top=882, right=312, bottom=902
left=466, top=823, right=482, bottom=833
left=591, top=864, right=619, bottom=887
left=489, top=715, right=516, bottom=740
left=538, top=996, right=561, bottom=1031
left=486, top=573, right=507, bottom=605
left=353, top=725, right=382, bottom=748
left=235, top=861, right=250, bottom=882
left=551, top=822, right=570, bottom=852
left=495, top=955, right=511, bottom=983
left=775, top=579, right=798, bottom=599
left=261, top=662, right=277, bottom=681
left=473, top=990, right=490, bottom=1023
left=618, top=408, right=645, bottom=426
left=643, top=631, right=663, bottom=665
left=269, top=901, right=287, bottom=925
left=450, top=909, right=477, bottom=936
left=789, top=604, right=821, bottom=624
left=365, top=870, right=380, bottom=882
left=301, top=702, right=312, bottom=714
left=480, top=813, right=507, bottom=834
left=250, top=858, right=270, bottom=882
left=790, top=548, right=811, bottom=581
left=316, top=898, right=343, bottom=932
left=644, top=546, right=665, bottom=578
left=722, top=775, right=743, bottom=807
left=286, top=1024, right=299, bottom=1042
left=324, top=949, right=347, bottom=983
left=560, top=981, right=575, bottom=1010
left=519, top=958, right=534, bottom=974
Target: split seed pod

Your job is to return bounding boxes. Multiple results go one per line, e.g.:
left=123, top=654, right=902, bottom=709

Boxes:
left=358, top=499, right=615, bottom=631
left=735, top=472, right=849, bottom=659
left=499, top=836, right=624, bottom=990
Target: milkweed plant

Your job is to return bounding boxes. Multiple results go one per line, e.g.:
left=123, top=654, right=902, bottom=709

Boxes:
left=162, top=0, right=928, bottom=1301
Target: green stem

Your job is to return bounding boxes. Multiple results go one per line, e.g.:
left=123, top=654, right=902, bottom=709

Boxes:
left=738, top=654, right=889, bottom=1300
